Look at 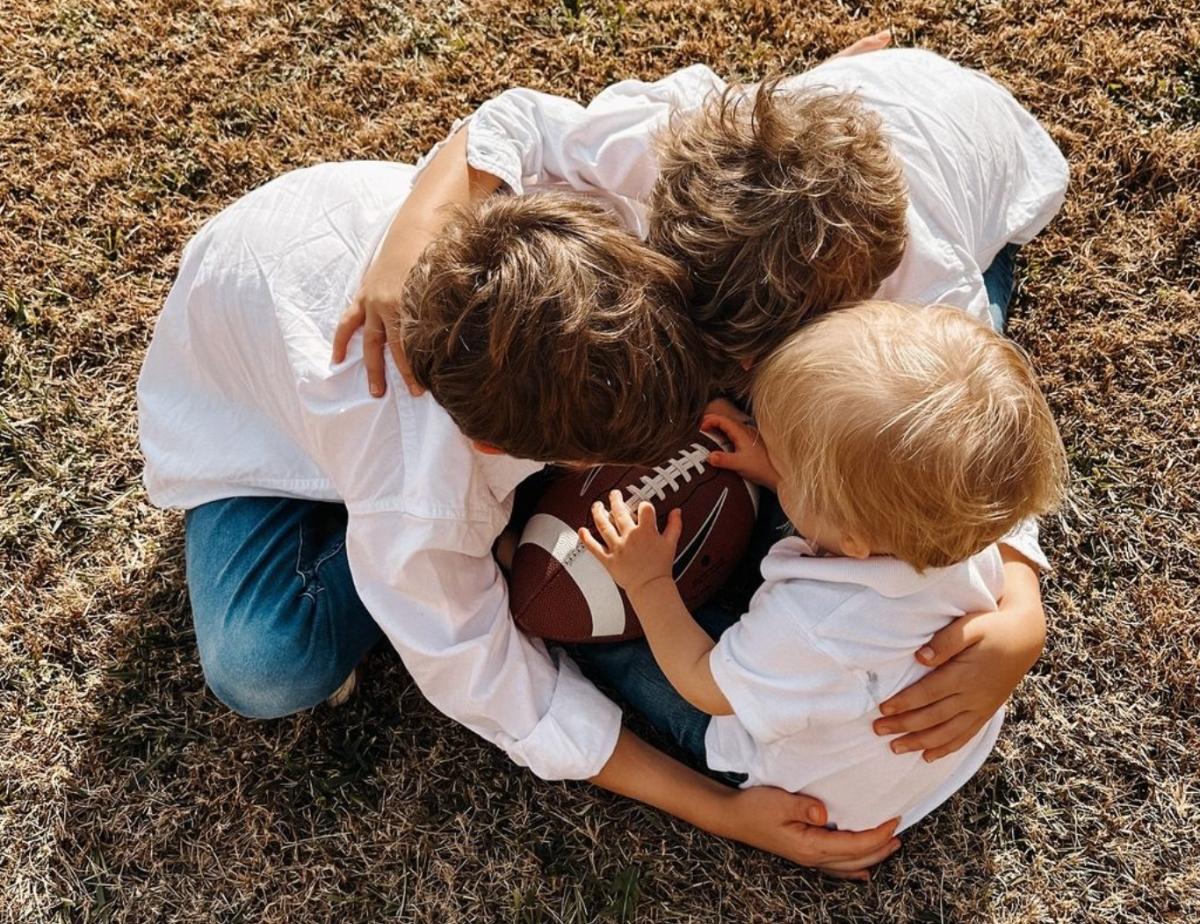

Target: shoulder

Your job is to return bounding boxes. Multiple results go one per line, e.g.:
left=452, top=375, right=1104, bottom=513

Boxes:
left=796, top=48, right=993, bottom=98
left=590, top=64, right=726, bottom=110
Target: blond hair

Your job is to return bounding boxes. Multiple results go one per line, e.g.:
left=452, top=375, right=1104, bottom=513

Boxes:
left=752, top=302, right=1067, bottom=570
left=649, top=80, right=909, bottom=391
left=401, top=193, right=712, bottom=465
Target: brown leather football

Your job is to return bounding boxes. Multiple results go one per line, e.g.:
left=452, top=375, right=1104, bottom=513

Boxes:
left=510, top=430, right=759, bottom=642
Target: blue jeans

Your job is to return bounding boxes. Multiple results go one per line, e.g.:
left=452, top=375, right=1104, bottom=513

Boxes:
left=182, top=249, right=1019, bottom=721
left=184, top=497, right=382, bottom=718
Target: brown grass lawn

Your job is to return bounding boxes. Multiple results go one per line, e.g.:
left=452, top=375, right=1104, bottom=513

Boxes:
left=2, top=1, right=1198, bottom=921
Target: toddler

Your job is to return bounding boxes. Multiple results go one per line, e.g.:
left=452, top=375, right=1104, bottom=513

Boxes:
left=582, top=301, right=1067, bottom=832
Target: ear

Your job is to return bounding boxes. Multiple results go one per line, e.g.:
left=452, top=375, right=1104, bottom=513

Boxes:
left=472, top=441, right=506, bottom=456
left=841, top=533, right=872, bottom=560
left=739, top=356, right=754, bottom=372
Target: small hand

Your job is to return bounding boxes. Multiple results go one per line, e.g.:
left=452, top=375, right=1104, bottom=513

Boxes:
left=701, top=414, right=781, bottom=492
left=703, top=397, right=752, bottom=425
left=832, top=29, right=892, bottom=60
left=331, top=260, right=425, bottom=399
left=873, top=603, right=1043, bottom=761
left=580, top=491, right=682, bottom=595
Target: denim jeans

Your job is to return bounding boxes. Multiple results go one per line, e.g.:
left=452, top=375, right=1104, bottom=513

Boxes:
left=182, top=248, right=1019, bottom=721
left=184, top=497, right=382, bottom=718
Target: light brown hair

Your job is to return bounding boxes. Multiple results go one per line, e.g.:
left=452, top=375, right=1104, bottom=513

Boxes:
left=753, top=302, right=1068, bottom=570
left=401, top=193, right=712, bottom=465
left=650, top=80, right=909, bottom=391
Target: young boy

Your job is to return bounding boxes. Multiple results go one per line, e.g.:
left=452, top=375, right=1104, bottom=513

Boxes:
left=580, top=302, right=1067, bottom=832
left=338, top=45, right=1067, bottom=764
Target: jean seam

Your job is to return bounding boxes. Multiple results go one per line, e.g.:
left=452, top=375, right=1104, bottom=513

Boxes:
left=297, top=527, right=344, bottom=604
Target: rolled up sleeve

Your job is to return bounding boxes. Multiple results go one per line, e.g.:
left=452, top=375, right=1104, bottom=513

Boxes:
left=464, top=65, right=727, bottom=200
left=997, top=517, right=1051, bottom=572
left=345, top=509, right=622, bottom=780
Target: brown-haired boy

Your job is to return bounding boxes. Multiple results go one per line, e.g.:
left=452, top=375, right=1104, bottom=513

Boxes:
left=400, top=193, right=708, bottom=465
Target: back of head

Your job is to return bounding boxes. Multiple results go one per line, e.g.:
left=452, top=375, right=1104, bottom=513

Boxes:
left=752, top=302, right=1068, bottom=570
left=401, top=193, right=711, bottom=465
left=650, top=80, right=909, bottom=391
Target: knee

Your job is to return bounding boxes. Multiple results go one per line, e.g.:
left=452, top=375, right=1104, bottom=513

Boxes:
left=198, top=617, right=343, bottom=720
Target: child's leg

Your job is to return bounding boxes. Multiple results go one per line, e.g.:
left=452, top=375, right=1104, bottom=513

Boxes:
left=983, top=243, right=1020, bottom=330
left=184, top=496, right=383, bottom=718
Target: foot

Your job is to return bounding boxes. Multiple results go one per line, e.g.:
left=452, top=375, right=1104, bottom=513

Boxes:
left=325, top=666, right=360, bottom=707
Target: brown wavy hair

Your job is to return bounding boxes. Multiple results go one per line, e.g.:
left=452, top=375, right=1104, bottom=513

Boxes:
left=650, top=79, right=909, bottom=391
left=401, top=193, right=712, bottom=465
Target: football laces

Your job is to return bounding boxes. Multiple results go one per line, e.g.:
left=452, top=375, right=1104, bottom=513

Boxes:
left=624, top=443, right=710, bottom=503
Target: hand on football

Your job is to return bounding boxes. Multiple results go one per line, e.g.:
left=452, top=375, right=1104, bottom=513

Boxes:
left=580, top=490, right=682, bottom=597
left=701, top=414, right=782, bottom=492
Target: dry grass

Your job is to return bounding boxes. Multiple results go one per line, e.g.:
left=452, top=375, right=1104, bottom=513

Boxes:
left=2, top=1, right=1198, bottom=921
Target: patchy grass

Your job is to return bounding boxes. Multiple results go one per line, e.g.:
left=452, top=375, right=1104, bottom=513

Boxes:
left=2, top=0, right=1198, bottom=921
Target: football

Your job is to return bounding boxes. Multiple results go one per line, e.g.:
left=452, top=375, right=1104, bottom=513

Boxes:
left=510, top=430, right=760, bottom=642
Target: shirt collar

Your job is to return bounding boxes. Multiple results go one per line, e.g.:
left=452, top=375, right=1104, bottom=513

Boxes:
left=474, top=450, right=546, bottom=505
left=773, top=536, right=958, bottom=599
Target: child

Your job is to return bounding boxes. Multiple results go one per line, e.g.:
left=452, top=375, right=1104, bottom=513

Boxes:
left=580, top=301, right=1067, bottom=832
left=140, top=164, right=706, bottom=755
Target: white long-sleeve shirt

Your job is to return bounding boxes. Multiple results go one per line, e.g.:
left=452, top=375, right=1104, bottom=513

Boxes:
left=706, top=539, right=1008, bottom=833
left=138, top=160, right=622, bottom=780
left=462, top=48, right=1067, bottom=564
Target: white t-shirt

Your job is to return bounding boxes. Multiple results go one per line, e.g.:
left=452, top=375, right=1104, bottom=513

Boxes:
left=706, top=539, right=1009, bottom=833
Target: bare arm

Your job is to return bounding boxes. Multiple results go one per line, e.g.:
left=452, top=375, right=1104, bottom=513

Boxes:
left=625, top=575, right=733, bottom=716
left=874, top=545, right=1046, bottom=760
left=590, top=728, right=901, bottom=880
left=331, top=128, right=502, bottom=396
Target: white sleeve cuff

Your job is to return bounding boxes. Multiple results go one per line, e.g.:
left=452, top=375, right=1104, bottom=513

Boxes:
left=997, top=517, right=1051, bottom=571
left=465, top=119, right=526, bottom=195
left=408, top=114, right=526, bottom=196
left=503, top=649, right=623, bottom=781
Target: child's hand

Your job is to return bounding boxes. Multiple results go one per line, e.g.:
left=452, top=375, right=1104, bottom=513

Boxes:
left=873, top=550, right=1046, bottom=760
left=831, top=28, right=892, bottom=61
left=580, top=491, right=682, bottom=596
left=702, top=414, right=782, bottom=492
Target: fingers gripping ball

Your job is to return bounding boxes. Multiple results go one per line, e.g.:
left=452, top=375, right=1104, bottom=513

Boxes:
left=510, top=431, right=760, bottom=641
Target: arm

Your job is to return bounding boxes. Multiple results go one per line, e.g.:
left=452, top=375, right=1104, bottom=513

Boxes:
left=874, top=544, right=1046, bottom=760
left=465, top=66, right=724, bottom=199
left=348, top=510, right=624, bottom=780
left=592, top=728, right=901, bottom=880
left=332, top=128, right=503, bottom=396
left=333, top=68, right=724, bottom=397
left=626, top=576, right=733, bottom=716
left=579, top=491, right=732, bottom=714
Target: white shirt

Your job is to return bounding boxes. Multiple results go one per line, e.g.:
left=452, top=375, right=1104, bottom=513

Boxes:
left=464, top=47, right=1065, bottom=564
left=138, top=160, right=622, bottom=780
left=465, top=48, right=1069, bottom=324
left=706, top=540, right=1009, bottom=833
